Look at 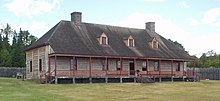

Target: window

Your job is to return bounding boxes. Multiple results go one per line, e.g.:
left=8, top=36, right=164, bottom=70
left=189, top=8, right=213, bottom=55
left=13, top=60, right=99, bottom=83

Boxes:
left=153, top=41, right=158, bottom=49
left=129, top=39, right=134, bottom=47
left=39, top=59, right=42, bottom=72
left=142, top=61, right=147, bottom=71
left=70, top=57, right=77, bottom=70
left=154, top=61, right=159, bottom=71
left=98, top=33, right=108, bottom=45
left=30, top=61, right=32, bottom=72
left=102, top=37, right=107, bottom=45
left=77, top=58, right=88, bottom=70
left=101, top=59, right=106, bottom=71
left=176, top=62, right=181, bottom=71
left=116, top=60, right=121, bottom=70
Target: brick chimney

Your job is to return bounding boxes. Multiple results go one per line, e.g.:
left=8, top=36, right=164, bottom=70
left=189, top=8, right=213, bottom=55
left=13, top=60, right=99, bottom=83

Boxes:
left=145, top=22, right=155, bottom=32
left=71, top=12, right=82, bottom=24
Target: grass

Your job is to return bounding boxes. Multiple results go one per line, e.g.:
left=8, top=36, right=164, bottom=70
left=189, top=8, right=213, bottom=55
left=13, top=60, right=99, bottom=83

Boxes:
left=0, top=78, right=220, bottom=101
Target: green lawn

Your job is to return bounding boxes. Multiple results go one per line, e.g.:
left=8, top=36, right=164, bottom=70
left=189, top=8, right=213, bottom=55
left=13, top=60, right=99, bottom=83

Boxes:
left=0, top=77, right=220, bottom=101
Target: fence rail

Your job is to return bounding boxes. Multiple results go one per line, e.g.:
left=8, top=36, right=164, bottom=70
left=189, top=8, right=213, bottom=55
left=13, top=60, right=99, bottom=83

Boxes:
left=0, top=67, right=26, bottom=77
left=194, top=68, right=220, bottom=80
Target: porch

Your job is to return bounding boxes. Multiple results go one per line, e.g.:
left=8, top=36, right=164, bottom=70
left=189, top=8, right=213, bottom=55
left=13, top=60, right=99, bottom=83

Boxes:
left=40, top=53, right=196, bottom=84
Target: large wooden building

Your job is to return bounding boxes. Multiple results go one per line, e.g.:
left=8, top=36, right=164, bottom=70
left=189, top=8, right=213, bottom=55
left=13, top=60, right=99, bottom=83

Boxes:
left=25, top=12, right=194, bottom=84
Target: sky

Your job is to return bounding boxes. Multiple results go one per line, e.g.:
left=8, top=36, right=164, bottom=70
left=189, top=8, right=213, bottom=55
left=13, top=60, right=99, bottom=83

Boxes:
left=0, top=0, right=220, bottom=57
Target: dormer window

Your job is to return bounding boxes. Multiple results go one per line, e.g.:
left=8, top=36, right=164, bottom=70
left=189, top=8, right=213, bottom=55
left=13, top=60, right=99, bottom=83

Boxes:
left=152, top=41, right=158, bottom=49
left=129, top=39, right=134, bottom=47
left=97, top=33, right=108, bottom=45
left=148, top=37, right=159, bottom=49
left=102, top=37, right=107, bottom=45
left=124, top=35, right=134, bottom=47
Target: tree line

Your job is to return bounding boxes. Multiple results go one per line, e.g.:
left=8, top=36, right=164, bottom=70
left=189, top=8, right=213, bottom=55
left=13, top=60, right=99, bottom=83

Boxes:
left=0, top=24, right=37, bottom=67
left=168, top=39, right=220, bottom=68
left=188, top=50, right=220, bottom=68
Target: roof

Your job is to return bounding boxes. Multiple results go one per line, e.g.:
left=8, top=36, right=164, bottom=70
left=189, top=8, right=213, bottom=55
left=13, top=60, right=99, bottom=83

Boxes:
left=26, top=20, right=192, bottom=60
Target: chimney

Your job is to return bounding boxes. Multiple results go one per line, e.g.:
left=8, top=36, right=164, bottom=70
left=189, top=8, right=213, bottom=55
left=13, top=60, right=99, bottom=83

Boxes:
left=145, top=22, right=155, bottom=32
left=71, top=12, right=82, bottom=24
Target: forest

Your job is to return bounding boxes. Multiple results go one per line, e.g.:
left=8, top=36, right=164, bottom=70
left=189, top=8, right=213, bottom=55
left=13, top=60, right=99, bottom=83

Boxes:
left=0, top=24, right=37, bottom=67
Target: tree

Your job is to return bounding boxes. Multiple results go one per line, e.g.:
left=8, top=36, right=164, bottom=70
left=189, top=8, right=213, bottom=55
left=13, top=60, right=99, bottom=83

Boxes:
left=0, top=49, right=11, bottom=67
left=10, top=29, right=37, bottom=67
left=29, top=35, right=38, bottom=45
left=0, top=23, right=38, bottom=67
left=2, top=24, right=13, bottom=51
left=168, top=39, right=185, bottom=50
left=0, top=24, right=13, bottom=66
left=189, top=51, right=220, bottom=68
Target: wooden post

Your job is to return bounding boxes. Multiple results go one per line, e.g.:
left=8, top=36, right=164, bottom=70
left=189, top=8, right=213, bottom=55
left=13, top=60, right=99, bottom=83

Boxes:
left=48, top=55, right=50, bottom=74
left=72, top=77, right=75, bottom=84
left=120, top=58, right=123, bottom=83
left=183, top=61, right=185, bottom=76
left=134, top=58, right=136, bottom=83
left=89, top=57, right=92, bottom=83
left=159, top=60, right=161, bottom=76
left=89, top=57, right=92, bottom=77
left=171, top=60, right=173, bottom=76
left=105, top=57, right=108, bottom=76
left=171, top=60, right=174, bottom=82
left=120, top=58, right=122, bottom=76
left=54, top=54, right=57, bottom=76
left=146, top=59, right=148, bottom=75
left=72, top=56, right=75, bottom=77
left=55, top=76, right=58, bottom=84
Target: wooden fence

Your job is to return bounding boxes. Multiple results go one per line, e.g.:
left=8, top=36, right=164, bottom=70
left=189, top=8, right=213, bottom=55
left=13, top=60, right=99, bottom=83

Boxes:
left=0, top=67, right=26, bottom=77
left=191, top=68, right=220, bottom=80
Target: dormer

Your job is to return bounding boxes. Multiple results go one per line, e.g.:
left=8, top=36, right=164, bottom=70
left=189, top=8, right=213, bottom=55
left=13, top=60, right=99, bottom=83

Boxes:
left=124, top=35, right=134, bottom=47
left=148, top=37, right=159, bottom=49
left=97, top=32, right=108, bottom=45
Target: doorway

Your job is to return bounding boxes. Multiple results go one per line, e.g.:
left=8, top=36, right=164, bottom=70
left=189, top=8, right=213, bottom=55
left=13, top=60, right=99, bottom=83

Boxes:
left=129, top=62, right=135, bottom=75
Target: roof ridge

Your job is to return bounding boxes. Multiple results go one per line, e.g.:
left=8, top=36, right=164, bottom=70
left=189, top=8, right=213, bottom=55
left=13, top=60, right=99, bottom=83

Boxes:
left=62, top=20, right=146, bottom=31
left=83, top=22, right=145, bottom=30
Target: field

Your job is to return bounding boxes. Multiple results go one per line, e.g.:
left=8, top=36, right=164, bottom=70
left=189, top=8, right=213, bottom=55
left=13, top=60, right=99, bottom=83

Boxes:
left=0, top=77, right=220, bottom=101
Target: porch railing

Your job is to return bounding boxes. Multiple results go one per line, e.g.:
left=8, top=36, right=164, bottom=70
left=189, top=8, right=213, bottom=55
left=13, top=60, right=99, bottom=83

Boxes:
left=52, top=69, right=194, bottom=77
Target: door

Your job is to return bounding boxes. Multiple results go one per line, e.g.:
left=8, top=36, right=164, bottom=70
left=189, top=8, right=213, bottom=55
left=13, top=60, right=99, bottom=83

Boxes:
left=130, top=62, right=135, bottom=75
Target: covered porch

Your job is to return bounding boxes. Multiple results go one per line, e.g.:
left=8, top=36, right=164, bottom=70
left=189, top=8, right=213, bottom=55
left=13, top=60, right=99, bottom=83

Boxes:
left=40, top=53, right=195, bottom=84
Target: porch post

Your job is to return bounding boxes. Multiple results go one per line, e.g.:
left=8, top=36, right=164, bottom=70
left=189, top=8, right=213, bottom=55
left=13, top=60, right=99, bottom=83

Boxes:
left=134, top=58, right=136, bottom=74
left=47, top=55, right=50, bottom=83
left=120, top=58, right=123, bottom=83
left=72, top=56, right=75, bottom=77
left=171, top=60, right=174, bottom=82
left=48, top=55, right=50, bottom=74
left=159, top=60, right=162, bottom=82
left=134, top=58, right=136, bottom=83
left=55, top=54, right=57, bottom=76
left=89, top=57, right=92, bottom=83
left=159, top=60, right=161, bottom=76
left=182, top=61, right=185, bottom=81
left=105, top=57, right=108, bottom=83
left=54, top=54, right=57, bottom=84
left=120, top=58, right=122, bottom=75
left=183, top=61, right=185, bottom=76
left=146, top=59, right=148, bottom=75
left=72, top=56, right=76, bottom=84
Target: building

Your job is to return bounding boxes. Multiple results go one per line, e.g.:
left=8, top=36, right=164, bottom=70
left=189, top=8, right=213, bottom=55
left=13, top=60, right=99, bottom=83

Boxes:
left=25, top=12, right=194, bottom=84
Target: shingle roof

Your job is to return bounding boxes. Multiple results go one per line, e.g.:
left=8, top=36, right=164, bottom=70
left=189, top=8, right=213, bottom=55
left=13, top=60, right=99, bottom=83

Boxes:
left=26, top=20, right=192, bottom=60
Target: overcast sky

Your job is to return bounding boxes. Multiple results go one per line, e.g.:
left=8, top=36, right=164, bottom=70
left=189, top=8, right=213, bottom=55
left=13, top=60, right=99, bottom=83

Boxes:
left=1, top=0, right=220, bottom=56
